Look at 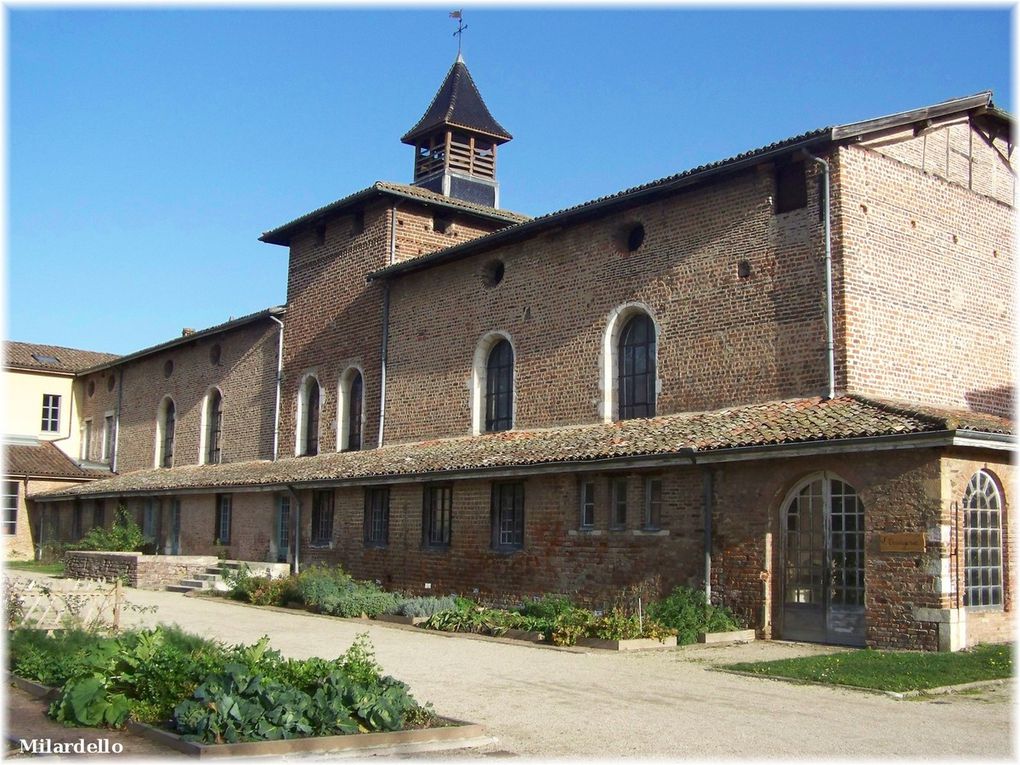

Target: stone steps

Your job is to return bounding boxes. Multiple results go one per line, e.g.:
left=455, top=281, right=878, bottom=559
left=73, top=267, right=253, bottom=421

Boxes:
left=166, top=560, right=290, bottom=593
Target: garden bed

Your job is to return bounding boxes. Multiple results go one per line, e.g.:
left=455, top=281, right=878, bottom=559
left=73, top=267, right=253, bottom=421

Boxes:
left=698, top=629, right=756, bottom=644
left=575, top=636, right=678, bottom=651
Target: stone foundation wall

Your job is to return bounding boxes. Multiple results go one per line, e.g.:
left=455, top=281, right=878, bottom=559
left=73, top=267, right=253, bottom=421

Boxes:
left=64, top=551, right=218, bottom=589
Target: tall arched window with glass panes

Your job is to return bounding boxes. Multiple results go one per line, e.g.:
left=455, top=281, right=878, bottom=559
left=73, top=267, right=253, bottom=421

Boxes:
left=963, top=470, right=1004, bottom=608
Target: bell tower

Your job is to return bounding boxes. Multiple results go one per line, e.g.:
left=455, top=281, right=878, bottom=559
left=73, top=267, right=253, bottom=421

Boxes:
left=401, top=54, right=512, bottom=208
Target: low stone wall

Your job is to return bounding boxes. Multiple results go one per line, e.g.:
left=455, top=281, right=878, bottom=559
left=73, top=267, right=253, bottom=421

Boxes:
left=64, top=551, right=218, bottom=589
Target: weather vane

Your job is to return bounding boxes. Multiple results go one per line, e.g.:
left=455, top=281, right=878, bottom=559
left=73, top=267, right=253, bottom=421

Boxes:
left=450, top=10, right=467, bottom=57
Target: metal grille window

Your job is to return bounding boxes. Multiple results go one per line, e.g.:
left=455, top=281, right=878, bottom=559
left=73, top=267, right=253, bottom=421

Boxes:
left=277, top=495, right=290, bottom=562
left=347, top=372, right=363, bottom=451
left=161, top=401, right=176, bottom=468
left=964, top=471, right=1003, bottom=608
left=828, top=480, right=865, bottom=607
left=215, top=495, right=232, bottom=545
left=618, top=315, right=656, bottom=420
left=643, top=478, right=662, bottom=530
left=143, top=500, right=159, bottom=541
left=423, top=485, right=452, bottom=547
left=305, top=382, right=320, bottom=456
left=364, top=487, right=390, bottom=547
left=207, top=391, right=223, bottom=464
left=491, top=482, right=524, bottom=550
left=311, top=490, right=334, bottom=546
left=41, top=394, right=60, bottom=433
left=580, top=482, right=595, bottom=529
left=485, top=340, right=514, bottom=432
left=611, top=478, right=628, bottom=529
left=2, top=481, right=18, bottom=535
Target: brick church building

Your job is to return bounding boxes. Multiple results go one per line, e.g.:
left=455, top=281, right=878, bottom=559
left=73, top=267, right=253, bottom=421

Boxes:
left=29, top=56, right=1015, bottom=651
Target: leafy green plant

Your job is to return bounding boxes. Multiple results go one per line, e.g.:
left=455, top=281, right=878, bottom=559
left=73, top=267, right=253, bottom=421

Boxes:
left=388, top=595, right=459, bottom=618
left=646, top=586, right=743, bottom=645
left=68, top=507, right=144, bottom=553
left=51, top=675, right=132, bottom=728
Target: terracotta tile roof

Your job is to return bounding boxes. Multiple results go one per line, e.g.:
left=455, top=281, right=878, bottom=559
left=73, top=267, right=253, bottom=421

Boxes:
left=400, top=56, right=512, bottom=145
left=3, top=440, right=111, bottom=480
left=3, top=341, right=119, bottom=374
left=76, top=306, right=286, bottom=375
left=260, top=181, right=528, bottom=246
left=30, top=396, right=1013, bottom=501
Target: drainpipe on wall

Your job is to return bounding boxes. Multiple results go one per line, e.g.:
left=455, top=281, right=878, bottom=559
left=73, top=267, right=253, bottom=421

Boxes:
left=286, top=485, right=302, bottom=576
left=803, top=152, right=836, bottom=400
left=112, top=367, right=124, bottom=473
left=269, top=315, right=285, bottom=461
left=702, top=466, right=714, bottom=602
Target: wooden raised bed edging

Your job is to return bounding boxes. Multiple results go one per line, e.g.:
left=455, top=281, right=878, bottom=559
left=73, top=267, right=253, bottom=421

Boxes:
left=10, top=674, right=490, bottom=758
left=125, top=718, right=490, bottom=758
left=575, top=636, right=678, bottom=651
left=698, top=629, right=756, bottom=644
left=374, top=614, right=428, bottom=626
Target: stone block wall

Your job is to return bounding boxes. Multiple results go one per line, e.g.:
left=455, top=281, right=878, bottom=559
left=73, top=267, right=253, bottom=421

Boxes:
left=64, top=550, right=218, bottom=589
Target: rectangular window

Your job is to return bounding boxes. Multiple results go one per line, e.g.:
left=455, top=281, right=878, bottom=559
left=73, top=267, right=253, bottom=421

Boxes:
left=41, top=394, right=60, bottom=433
left=2, top=481, right=18, bottom=535
left=142, top=500, right=159, bottom=540
left=215, top=495, right=232, bottom=545
left=775, top=161, right=807, bottom=213
left=643, top=478, right=662, bottom=530
left=311, top=490, right=334, bottom=546
left=276, top=495, right=291, bottom=563
left=580, top=481, right=595, bottom=529
left=611, top=478, right=628, bottom=529
left=93, top=499, right=105, bottom=530
left=81, top=419, right=93, bottom=461
left=102, top=415, right=115, bottom=462
left=491, top=482, right=524, bottom=551
left=423, top=485, right=452, bottom=548
left=364, top=487, right=390, bottom=547
left=72, top=502, right=84, bottom=541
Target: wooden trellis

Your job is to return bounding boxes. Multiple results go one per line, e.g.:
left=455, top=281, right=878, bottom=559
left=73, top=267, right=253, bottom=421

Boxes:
left=6, top=576, right=123, bottom=632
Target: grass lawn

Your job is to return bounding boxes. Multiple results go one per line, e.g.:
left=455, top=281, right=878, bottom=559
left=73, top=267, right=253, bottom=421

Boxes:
left=722, top=643, right=1013, bottom=692
left=5, top=560, right=64, bottom=576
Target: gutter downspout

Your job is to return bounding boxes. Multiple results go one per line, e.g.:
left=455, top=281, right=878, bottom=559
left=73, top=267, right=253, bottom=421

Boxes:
left=702, top=466, right=713, bottom=602
left=378, top=201, right=402, bottom=449
left=269, top=315, right=285, bottom=461
left=286, top=485, right=302, bottom=575
left=804, top=152, right=836, bottom=400
left=112, top=367, right=124, bottom=473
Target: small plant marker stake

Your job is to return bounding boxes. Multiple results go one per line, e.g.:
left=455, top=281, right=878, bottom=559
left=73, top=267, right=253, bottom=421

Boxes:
left=113, top=578, right=122, bottom=632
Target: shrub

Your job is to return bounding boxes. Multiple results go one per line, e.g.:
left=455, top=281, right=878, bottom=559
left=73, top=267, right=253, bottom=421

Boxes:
left=520, top=594, right=575, bottom=621
left=388, top=595, right=459, bottom=618
left=69, top=507, right=144, bottom=553
left=646, top=586, right=743, bottom=645
left=295, top=565, right=352, bottom=611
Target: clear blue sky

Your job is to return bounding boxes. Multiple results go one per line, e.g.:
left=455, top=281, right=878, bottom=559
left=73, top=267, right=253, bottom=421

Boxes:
left=7, top=7, right=1012, bottom=354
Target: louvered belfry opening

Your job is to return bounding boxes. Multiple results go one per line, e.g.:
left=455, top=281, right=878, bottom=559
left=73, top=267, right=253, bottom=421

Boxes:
left=402, top=55, right=512, bottom=208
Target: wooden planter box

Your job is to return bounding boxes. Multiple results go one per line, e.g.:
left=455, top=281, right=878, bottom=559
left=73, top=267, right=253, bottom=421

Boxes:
left=126, top=718, right=489, bottom=758
left=575, top=636, right=678, bottom=651
left=697, top=629, right=756, bottom=644
left=501, top=628, right=546, bottom=643
left=374, top=614, right=429, bottom=626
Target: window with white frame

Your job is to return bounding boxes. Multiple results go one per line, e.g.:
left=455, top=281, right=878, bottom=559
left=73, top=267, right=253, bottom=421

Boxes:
left=643, top=478, right=662, bottom=530
left=580, top=481, right=595, bottom=529
left=41, top=394, right=61, bottom=433
left=963, top=470, right=1004, bottom=608
left=157, top=397, right=176, bottom=468
left=2, top=481, right=18, bottom=535
left=101, top=414, right=115, bottom=462
left=602, top=305, right=659, bottom=423
left=472, top=332, right=515, bottom=435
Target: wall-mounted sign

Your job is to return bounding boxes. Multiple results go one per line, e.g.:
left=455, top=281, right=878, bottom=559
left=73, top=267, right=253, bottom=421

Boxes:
left=879, top=532, right=926, bottom=553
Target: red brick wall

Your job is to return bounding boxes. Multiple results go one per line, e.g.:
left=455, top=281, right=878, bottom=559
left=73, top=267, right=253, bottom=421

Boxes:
left=383, top=166, right=832, bottom=443
left=277, top=199, right=511, bottom=457
left=75, top=319, right=281, bottom=473
left=835, top=145, right=1014, bottom=416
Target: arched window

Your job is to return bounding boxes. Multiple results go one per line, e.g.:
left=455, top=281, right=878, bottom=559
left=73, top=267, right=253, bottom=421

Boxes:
left=304, top=381, right=320, bottom=456
left=158, top=398, right=176, bottom=468
left=963, top=470, right=1004, bottom=608
left=618, top=313, right=656, bottom=420
left=338, top=369, right=364, bottom=452
left=485, top=339, right=514, bottom=432
left=206, top=390, right=223, bottom=464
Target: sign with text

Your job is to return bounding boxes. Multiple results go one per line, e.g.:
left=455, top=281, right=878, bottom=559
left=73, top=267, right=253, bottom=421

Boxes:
left=879, top=532, right=926, bottom=553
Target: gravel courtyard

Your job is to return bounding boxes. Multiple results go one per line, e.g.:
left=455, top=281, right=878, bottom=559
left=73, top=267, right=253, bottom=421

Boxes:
left=96, top=584, right=1015, bottom=759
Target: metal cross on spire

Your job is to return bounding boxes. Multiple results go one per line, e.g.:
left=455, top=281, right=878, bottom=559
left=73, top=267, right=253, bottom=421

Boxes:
left=450, top=10, right=468, bottom=58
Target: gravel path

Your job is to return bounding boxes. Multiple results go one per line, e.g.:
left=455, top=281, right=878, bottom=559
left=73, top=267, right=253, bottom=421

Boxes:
left=97, top=585, right=1014, bottom=759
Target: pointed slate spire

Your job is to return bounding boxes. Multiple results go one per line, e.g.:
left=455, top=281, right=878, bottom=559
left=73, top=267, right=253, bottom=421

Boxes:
left=401, top=56, right=511, bottom=209
left=401, top=56, right=512, bottom=146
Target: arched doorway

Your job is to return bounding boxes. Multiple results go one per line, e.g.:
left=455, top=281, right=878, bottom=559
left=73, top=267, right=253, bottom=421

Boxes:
left=781, top=473, right=865, bottom=646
